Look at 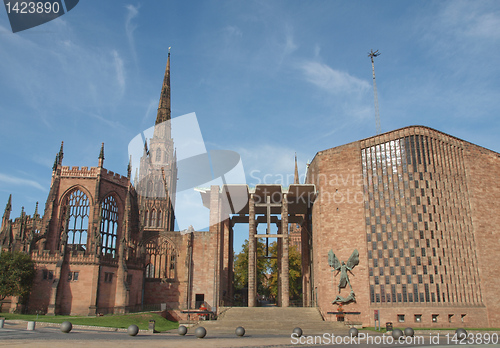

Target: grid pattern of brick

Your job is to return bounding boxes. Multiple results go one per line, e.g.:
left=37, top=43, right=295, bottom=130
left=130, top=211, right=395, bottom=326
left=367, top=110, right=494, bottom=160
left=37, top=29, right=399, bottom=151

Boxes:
left=361, top=129, right=482, bottom=306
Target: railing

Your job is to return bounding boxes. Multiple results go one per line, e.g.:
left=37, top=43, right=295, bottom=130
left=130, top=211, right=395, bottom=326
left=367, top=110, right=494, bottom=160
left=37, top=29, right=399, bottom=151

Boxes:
left=289, top=299, right=304, bottom=307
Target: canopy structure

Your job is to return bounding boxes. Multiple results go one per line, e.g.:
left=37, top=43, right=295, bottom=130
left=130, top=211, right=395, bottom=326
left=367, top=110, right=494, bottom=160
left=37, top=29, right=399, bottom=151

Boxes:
left=197, top=184, right=316, bottom=307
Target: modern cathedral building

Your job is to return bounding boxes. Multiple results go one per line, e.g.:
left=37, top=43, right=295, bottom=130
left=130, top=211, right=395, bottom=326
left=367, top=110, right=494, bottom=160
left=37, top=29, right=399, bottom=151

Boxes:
left=1, top=53, right=499, bottom=328
left=305, top=127, right=500, bottom=328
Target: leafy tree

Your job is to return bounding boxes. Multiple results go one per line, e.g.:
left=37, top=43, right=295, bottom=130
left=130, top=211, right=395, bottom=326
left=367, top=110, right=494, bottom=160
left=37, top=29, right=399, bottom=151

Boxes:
left=233, top=239, right=270, bottom=298
left=0, top=251, right=36, bottom=301
left=268, top=242, right=302, bottom=301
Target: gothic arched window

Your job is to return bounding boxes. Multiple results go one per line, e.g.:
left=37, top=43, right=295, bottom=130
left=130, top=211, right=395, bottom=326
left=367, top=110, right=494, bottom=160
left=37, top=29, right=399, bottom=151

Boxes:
left=65, top=189, right=90, bottom=252
left=145, top=238, right=175, bottom=279
left=156, top=149, right=162, bottom=162
left=145, top=263, right=155, bottom=278
left=100, top=195, right=118, bottom=257
left=157, top=210, right=162, bottom=228
left=144, top=210, right=149, bottom=227
left=150, top=209, right=156, bottom=228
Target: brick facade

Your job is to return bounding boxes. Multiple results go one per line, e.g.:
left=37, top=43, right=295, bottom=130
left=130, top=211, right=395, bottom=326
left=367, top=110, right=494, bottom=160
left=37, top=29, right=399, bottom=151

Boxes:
left=1, top=52, right=498, bottom=330
left=306, top=126, right=499, bottom=328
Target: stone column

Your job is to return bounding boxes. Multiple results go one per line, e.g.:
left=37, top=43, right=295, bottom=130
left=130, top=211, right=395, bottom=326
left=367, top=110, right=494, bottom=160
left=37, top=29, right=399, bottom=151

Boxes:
left=248, top=194, right=256, bottom=307
left=281, top=193, right=289, bottom=307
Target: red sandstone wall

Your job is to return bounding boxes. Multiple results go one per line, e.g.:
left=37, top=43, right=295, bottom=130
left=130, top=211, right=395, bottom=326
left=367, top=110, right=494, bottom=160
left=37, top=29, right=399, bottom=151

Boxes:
left=97, top=265, right=117, bottom=311
left=465, top=145, right=500, bottom=327
left=309, top=142, right=370, bottom=325
left=58, top=264, right=98, bottom=315
left=127, top=268, right=143, bottom=306
left=27, top=265, right=57, bottom=313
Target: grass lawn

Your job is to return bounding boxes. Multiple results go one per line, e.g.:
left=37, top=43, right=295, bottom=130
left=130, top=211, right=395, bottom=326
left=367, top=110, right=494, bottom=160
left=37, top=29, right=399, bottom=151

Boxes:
left=0, top=312, right=178, bottom=332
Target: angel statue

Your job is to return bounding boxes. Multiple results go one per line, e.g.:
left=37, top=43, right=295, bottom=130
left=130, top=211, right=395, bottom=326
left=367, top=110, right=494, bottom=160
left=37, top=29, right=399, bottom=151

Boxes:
left=328, top=249, right=359, bottom=303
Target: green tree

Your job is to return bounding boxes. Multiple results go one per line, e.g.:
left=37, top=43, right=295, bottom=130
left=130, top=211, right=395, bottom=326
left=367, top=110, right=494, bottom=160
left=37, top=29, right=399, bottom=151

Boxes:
left=0, top=251, right=36, bottom=301
left=233, top=239, right=270, bottom=298
left=268, top=242, right=302, bottom=301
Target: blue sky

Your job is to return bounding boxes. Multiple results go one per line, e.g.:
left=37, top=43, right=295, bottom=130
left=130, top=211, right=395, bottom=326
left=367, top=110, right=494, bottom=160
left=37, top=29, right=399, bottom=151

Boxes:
left=1, top=1, right=500, bottom=252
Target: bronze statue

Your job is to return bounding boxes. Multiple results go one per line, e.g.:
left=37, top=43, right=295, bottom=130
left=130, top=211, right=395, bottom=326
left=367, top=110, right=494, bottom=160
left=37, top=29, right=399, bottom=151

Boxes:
left=328, top=249, right=359, bottom=304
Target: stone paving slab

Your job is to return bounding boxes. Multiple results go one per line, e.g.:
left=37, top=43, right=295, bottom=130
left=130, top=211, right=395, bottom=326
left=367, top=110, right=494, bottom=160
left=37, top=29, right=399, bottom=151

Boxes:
left=2, top=320, right=500, bottom=348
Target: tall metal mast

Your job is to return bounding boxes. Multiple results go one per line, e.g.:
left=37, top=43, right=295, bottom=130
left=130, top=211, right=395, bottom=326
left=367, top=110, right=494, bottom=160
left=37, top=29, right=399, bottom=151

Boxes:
left=368, top=49, right=381, bottom=134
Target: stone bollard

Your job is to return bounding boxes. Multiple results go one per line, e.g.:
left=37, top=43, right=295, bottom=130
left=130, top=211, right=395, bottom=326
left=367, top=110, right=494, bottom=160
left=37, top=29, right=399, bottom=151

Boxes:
left=195, top=326, right=206, bottom=338
left=27, top=321, right=36, bottom=331
left=456, top=328, right=467, bottom=340
left=61, top=321, right=73, bottom=333
left=127, top=324, right=139, bottom=336
left=293, top=327, right=303, bottom=337
left=235, top=326, right=245, bottom=337
left=178, top=325, right=188, bottom=336
left=392, top=328, right=403, bottom=340
left=404, top=327, right=414, bottom=337
left=0, top=317, right=5, bottom=328
left=148, top=319, right=155, bottom=333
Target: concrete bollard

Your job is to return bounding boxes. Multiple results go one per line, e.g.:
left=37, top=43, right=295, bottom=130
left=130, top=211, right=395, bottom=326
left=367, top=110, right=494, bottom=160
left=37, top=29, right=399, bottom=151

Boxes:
left=0, top=318, right=5, bottom=328
left=27, top=321, right=36, bottom=330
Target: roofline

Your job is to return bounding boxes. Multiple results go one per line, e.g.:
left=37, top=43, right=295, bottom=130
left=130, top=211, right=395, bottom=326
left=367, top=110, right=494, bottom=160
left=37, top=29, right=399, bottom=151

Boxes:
left=312, top=125, right=500, bottom=160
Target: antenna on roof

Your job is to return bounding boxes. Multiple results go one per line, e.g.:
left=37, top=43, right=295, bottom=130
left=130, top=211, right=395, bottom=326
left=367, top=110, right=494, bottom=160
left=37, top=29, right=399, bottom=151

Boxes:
left=368, top=49, right=381, bottom=135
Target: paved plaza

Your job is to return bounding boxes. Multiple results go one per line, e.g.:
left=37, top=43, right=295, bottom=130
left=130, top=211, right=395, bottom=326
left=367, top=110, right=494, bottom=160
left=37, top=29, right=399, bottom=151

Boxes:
left=1, top=320, right=499, bottom=348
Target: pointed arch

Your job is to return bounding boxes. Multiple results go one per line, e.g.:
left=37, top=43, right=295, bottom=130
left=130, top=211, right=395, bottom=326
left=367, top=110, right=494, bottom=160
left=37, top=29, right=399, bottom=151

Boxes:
left=144, top=236, right=176, bottom=279
left=62, top=188, right=90, bottom=252
left=145, top=263, right=155, bottom=278
left=157, top=210, right=162, bottom=228
left=100, top=194, right=119, bottom=257
left=144, top=209, right=149, bottom=227
left=150, top=209, right=157, bottom=227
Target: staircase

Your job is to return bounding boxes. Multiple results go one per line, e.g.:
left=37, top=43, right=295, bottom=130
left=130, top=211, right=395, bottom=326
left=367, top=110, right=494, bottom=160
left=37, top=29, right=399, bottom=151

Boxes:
left=192, top=306, right=348, bottom=335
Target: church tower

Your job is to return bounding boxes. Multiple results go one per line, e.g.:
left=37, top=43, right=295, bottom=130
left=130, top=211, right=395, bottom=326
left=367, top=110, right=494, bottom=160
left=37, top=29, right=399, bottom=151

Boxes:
left=137, top=48, right=177, bottom=232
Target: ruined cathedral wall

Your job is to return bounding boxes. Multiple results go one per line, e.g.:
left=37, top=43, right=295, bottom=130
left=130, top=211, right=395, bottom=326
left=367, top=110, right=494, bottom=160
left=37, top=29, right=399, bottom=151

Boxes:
left=59, top=264, right=100, bottom=315
left=143, top=232, right=189, bottom=309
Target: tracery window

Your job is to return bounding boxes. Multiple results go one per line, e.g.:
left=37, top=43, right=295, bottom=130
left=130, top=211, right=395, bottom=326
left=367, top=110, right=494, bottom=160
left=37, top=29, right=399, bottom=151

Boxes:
left=65, top=189, right=89, bottom=252
left=150, top=209, right=157, bottom=228
left=157, top=210, right=162, bottom=228
left=145, top=263, right=155, bottom=278
left=145, top=238, right=176, bottom=279
left=100, top=195, right=118, bottom=257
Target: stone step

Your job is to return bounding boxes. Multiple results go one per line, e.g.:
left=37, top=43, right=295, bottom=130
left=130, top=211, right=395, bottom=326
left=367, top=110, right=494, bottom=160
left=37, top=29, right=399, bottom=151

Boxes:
left=192, top=306, right=348, bottom=334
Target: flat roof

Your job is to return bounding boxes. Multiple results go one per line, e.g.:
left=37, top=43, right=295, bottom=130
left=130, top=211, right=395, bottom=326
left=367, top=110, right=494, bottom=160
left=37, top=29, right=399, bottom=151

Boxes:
left=195, top=184, right=316, bottom=215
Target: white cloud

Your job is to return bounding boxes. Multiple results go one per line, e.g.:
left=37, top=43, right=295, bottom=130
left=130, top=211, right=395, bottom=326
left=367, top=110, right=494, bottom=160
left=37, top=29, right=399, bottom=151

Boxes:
left=112, top=50, right=126, bottom=93
left=441, top=1, right=500, bottom=39
left=0, top=173, right=47, bottom=191
left=300, top=61, right=370, bottom=95
left=283, top=25, right=298, bottom=56
left=236, top=144, right=306, bottom=186
left=223, top=25, right=243, bottom=38
left=125, top=4, right=139, bottom=63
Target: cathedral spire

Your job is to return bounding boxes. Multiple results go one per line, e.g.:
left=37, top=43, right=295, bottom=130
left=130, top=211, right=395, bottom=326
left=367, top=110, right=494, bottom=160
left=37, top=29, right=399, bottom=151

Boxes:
left=98, top=143, right=105, bottom=167
left=127, top=155, right=132, bottom=179
left=58, top=141, right=64, bottom=165
left=155, top=47, right=171, bottom=125
left=294, top=153, right=299, bottom=185
left=4, top=194, right=12, bottom=214
left=2, top=194, right=12, bottom=225
left=34, top=201, right=39, bottom=217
